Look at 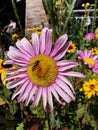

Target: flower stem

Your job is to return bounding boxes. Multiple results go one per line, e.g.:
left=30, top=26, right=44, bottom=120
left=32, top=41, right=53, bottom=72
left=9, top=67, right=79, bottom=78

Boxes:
left=47, top=114, right=51, bottom=130
left=11, top=0, right=22, bottom=30
left=63, top=0, right=76, bottom=32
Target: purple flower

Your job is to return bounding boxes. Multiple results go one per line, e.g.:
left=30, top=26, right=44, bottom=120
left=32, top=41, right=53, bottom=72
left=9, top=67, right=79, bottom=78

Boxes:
left=84, top=32, right=95, bottom=41
left=77, top=49, right=98, bottom=74
left=4, top=28, right=85, bottom=111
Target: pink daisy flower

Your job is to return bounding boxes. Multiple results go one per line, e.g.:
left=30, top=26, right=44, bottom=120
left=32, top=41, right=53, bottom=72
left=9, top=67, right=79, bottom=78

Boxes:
left=84, top=32, right=95, bottom=41
left=4, top=28, right=85, bottom=111
left=77, top=49, right=98, bottom=74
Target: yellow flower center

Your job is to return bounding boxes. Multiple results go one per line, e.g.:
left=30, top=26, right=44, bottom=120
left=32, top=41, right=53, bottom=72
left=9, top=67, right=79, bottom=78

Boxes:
left=90, top=84, right=95, bottom=89
left=27, top=54, right=58, bottom=87
left=67, top=44, right=76, bottom=53
left=84, top=57, right=95, bottom=66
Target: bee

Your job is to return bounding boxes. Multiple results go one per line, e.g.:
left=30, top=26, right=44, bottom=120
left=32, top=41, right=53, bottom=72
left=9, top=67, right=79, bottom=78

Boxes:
left=32, top=60, right=40, bottom=71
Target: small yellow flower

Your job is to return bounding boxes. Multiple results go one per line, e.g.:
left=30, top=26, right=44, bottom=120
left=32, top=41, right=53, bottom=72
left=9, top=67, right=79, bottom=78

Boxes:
left=0, top=59, right=13, bottom=86
left=27, top=26, right=41, bottom=36
left=82, top=4, right=85, bottom=7
left=12, top=34, right=19, bottom=41
left=29, top=38, right=32, bottom=43
left=91, top=48, right=98, bottom=55
left=95, top=28, right=98, bottom=39
left=86, top=3, right=90, bottom=7
left=67, top=43, right=76, bottom=53
left=82, top=3, right=90, bottom=9
left=27, top=27, right=33, bottom=31
left=80, top=79, right=98, bottom=99
left=35, top=26, right=41, bottom=31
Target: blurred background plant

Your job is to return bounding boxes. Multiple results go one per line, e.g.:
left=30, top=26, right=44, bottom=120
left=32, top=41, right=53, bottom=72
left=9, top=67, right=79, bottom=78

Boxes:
left=0, top=0, right=98, bottom=130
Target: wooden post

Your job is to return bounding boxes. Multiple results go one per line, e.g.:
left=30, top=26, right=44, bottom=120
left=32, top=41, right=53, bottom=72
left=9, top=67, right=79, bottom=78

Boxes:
left=25, top=0, right=48, bottom=35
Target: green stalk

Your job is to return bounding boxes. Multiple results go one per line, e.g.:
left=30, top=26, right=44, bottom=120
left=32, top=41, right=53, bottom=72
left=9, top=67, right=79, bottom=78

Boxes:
left=11, top=0, right=22, bottom=30
left=42, top=0, right=58, bottom=39
left=91, top=0, right=98, bottom=32
left=63, top=0, right=77, bottom=32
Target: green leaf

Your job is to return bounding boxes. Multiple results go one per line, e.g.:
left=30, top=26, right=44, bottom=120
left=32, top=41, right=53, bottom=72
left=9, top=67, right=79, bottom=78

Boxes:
left=76, top=107, right=85, bottom=120
left=11, top=102, right=19, bottom=114
left=0, top=98, right=6, bottom=105
left=49, top=111, right=55, bottom=128
left=69, top=53, right=77, bottom=60
left=43, top=120, right=48, bottom=130
left=16, top=123, right=24, bottom=130
left=3, top=87, right=12, bottom=99
left=55, top=118, right=62, bottom=128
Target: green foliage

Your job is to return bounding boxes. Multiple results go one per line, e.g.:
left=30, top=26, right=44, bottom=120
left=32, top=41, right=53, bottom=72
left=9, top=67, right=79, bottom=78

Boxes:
left=0, top=0, right=98, bottom=129
left=16, top=123, right=24, bottom=130
left=42, top=0, right=77, bottom=38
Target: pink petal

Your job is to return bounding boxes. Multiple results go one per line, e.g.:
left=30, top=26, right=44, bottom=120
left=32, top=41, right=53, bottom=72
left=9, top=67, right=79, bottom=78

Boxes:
left=44, top=29, right=53, bottom=55
left=56, top=60, right=77, bottom=66
left=6, top=77, right=29, bottom=89
left=19, top=82, right=32, bottom=102
left=50, top=34, right=68, bottom=57
left=47, top=87, right=53, bottom=111
left=32, top=33, right=39, bottom=55
left=17, top=80, right=31, bottom=102
left=50, top=85, right=65, bottom=105
left=16, top=38, right=35, bottom=57
left=8, top=46, right=30, bottom=61
left=7, top=52, right=28, bottom=66
left=5, top=68, right=20, bottom=74
left=4, top=60, right=15, bottom=65
left=25, top=85, right=37, bottom=106
left=5, top=67, right=27, bottom=74
left=5, top=55, right=27, bottom=66
left=84, top=49, right=91, bottom=57
left=56, top=78, right=75, bottom=99
left=59, top=71, right=86, bottom=78
left=12, top=84, right=25, bottom=100
left=54, top=83, right=72, bottom=103
left=93, top=55, right=98, bottom=60
left=33, top=87, right=42, bottom=108
left=5, top=72, right=27, bottom=81
left=57, top=75, right=74, bottom=93
left=58, top=63, right=78, bottom=71
left=11, top=81, right=29, bottom=100
left=92, top=68, right=98, bottom=74
left=42, top=87, right=47, bottom=110
left=39, top=28, right=48, bottom=54
left=52, top=42, right=72, bottom=60
left=77, top=50, right=85, bottom=59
